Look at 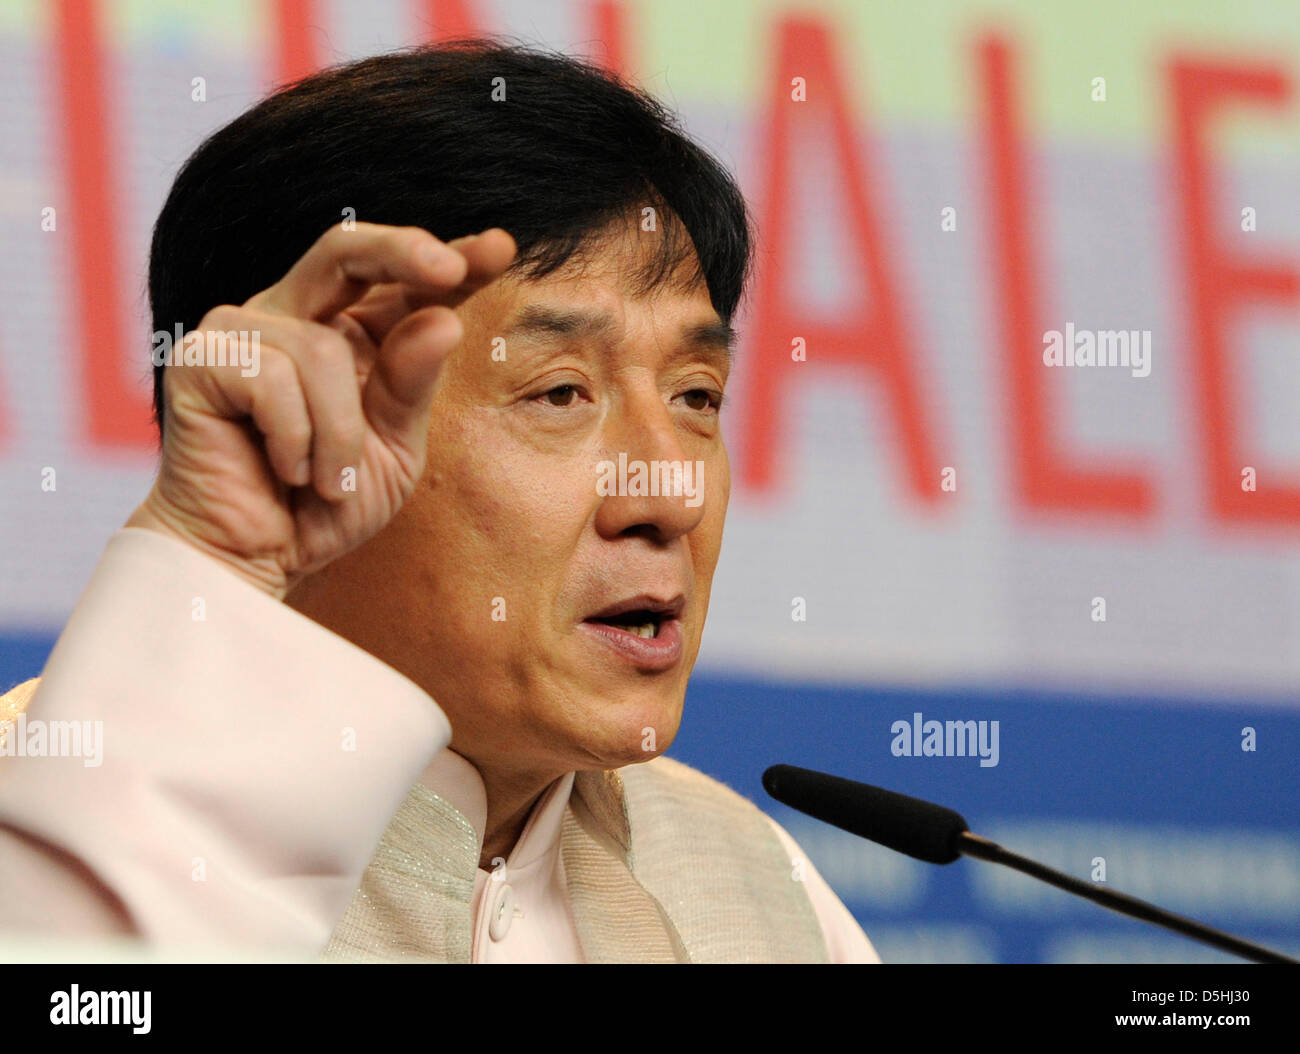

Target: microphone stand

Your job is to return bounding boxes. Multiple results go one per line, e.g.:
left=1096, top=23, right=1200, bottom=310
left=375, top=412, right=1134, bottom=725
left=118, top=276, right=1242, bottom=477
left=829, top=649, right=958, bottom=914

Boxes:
left=958, top=831, right=1297, bottom=965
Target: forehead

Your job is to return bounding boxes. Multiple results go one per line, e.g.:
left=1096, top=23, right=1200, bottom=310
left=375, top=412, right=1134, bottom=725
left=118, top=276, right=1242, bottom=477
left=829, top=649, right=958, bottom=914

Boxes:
left=515, top=211, right=710, bottom=304
left=529, top=268, right=730, bottom=365
left=457, top=231, right=738, bottom=382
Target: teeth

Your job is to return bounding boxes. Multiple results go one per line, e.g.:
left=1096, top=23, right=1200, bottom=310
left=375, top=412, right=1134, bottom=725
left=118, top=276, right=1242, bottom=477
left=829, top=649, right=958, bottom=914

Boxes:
left=633, top=622, right=656, bottom=639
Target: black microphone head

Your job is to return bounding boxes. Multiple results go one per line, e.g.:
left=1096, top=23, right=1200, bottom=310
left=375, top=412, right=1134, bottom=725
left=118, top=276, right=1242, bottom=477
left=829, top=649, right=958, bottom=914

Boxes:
left=763, top=764, right=970, bottom=864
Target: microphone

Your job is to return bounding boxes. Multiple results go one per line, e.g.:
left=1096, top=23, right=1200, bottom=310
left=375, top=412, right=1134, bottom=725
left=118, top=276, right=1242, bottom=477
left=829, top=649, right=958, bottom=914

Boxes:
left=762, top=763, right=1297, bottom=965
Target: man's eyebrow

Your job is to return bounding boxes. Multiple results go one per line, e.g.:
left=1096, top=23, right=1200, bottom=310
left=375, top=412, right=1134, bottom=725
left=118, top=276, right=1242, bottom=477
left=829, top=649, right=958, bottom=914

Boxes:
left=506, top=306, right=616, bottom=340
left=506, top=305, right=736, bottom=363
left=682, top=319, right=737, bottom=361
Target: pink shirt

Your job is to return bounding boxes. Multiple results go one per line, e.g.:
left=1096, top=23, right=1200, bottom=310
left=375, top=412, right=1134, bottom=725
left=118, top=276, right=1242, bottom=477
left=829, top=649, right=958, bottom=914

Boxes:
left=0, top=528, right=880, bottom=963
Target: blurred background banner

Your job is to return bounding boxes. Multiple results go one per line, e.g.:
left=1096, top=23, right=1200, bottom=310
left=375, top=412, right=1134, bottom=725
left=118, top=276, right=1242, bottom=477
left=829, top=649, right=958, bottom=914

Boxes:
left=1, top=0, right=1297, bottom=962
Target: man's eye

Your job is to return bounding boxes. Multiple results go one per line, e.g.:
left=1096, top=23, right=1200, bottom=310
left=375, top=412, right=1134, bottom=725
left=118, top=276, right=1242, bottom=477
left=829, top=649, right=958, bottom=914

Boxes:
left=540, top=385, right=580, bottom=407
left=681, top=389, right=722, bottom=412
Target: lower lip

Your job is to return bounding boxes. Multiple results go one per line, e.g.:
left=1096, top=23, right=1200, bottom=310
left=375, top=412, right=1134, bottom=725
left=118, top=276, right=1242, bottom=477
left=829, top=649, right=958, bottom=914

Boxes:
left=578, top=618, right=684, bottom=672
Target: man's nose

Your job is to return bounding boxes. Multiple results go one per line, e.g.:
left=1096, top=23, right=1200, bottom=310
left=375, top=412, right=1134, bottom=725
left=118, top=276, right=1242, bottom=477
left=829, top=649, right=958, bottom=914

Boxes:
left=593, top=389, right=707, bottom=543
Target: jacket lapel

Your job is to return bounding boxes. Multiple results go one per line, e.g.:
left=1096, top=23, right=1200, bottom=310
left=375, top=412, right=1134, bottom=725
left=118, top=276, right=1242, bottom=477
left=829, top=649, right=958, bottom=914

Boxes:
left=323, top=783, right=478, bottom=962
left=324, top=765, right=699, bottom=963
left=560, top=770, right=689, bottom=963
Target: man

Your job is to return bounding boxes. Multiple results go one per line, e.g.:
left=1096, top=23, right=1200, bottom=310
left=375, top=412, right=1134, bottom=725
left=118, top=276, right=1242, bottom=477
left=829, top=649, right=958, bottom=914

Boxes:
left=0, top=40, right=878, bottom=963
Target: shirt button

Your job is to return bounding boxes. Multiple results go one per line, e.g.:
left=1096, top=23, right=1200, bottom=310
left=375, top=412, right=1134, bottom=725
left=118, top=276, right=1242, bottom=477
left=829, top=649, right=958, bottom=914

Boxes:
left=489, top=883, right=515, bottom=942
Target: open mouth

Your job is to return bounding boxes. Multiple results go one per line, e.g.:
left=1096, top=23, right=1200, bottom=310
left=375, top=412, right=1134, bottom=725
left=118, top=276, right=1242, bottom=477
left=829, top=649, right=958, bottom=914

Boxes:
left=579, top=594, right=686, bottom=670
left=585, top=610, right=667, bottom=639
left=583, top=594, right=684, bottom=639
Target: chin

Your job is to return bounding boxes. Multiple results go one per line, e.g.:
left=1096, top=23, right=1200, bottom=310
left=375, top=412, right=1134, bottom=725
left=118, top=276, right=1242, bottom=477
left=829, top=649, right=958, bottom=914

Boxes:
left=569, top=690, right=683, bottom=771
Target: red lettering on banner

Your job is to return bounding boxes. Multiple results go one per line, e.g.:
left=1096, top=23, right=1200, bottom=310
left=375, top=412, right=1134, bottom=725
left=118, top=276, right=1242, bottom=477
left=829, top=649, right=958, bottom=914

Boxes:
left=423, top=0, right=482, bottom=39
left=588, top=0, right=629, bottom=77
left=980, top=35, right=1153, bottom=519
left=1170, top=56, right=1300, bottom=526
left=55, top=0, right=152, bottom=448
left=743, top=16, right=943, bottom=503
left=422, top=0, right=626, bottom=71
left=273, top=0, right=320, bottom=85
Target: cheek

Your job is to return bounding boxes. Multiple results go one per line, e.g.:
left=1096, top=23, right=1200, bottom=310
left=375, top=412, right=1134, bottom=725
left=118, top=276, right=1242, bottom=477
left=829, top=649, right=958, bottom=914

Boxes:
left=420, top=412, right=592, bottom=612
left=696, top=450, right=730, bottom=571
left=423, top=404, right=524, bottom=535
left=715, top=443, right=731, bottom=518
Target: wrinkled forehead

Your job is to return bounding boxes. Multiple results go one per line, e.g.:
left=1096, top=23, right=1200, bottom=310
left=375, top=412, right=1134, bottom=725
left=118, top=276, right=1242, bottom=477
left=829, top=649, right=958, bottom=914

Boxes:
left=507, top=208, right=710, bottom=306
left=502, top=228, right=732, bottom=361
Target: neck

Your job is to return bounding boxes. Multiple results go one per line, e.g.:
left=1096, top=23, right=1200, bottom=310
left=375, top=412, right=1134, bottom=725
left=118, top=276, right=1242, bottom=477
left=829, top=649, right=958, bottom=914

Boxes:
left=473, top=760, right=562, bottom=872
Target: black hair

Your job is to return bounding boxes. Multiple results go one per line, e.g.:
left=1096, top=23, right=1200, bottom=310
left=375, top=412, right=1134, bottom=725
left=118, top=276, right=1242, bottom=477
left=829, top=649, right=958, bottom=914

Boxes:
left=147, top=38, right=753, bottom=440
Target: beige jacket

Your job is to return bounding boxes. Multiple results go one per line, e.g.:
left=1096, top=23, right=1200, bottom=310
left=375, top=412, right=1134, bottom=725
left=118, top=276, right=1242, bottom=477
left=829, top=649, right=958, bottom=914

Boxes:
left=0, top=529, right=877, bottom=963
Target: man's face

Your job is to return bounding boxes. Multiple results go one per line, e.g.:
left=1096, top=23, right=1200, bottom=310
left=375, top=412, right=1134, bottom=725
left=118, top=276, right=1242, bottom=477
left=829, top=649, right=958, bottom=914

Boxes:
left=288, top=221, right=732, bottom=779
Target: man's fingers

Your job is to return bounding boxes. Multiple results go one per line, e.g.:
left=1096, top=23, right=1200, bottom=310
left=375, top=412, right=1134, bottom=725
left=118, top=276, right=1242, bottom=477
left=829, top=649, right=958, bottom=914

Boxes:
left=285, top=324, right=369, bottom=500
left=245, top=350, right=314, bottom=487
left=362, top=305, right=463, bottom=449
left=444, top=228, right=517, bottom=304
left=341, top=228, right=518, bottom=346
left=174, top=343, right=313, bottom=489
left=247, top=222, right=469, bottom=322
left=204, top=224, right=516, bottom=492
left=173, top=310, right=371, bottom=499
left=336, top=284, right=431, bottom=351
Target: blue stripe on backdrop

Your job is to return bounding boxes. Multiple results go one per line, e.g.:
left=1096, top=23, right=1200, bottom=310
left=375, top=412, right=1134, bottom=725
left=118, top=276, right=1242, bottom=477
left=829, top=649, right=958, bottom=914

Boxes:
left=0, top=632, right=54, bottom=693
left=670, top=672, right=1300, bottom=962
left=4, top=635, right=1298, bottom=963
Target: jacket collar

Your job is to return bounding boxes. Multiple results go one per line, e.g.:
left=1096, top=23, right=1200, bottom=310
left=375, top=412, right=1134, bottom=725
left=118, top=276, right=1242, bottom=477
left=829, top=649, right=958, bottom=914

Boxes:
left=415, top=749, right=585, bottom=872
